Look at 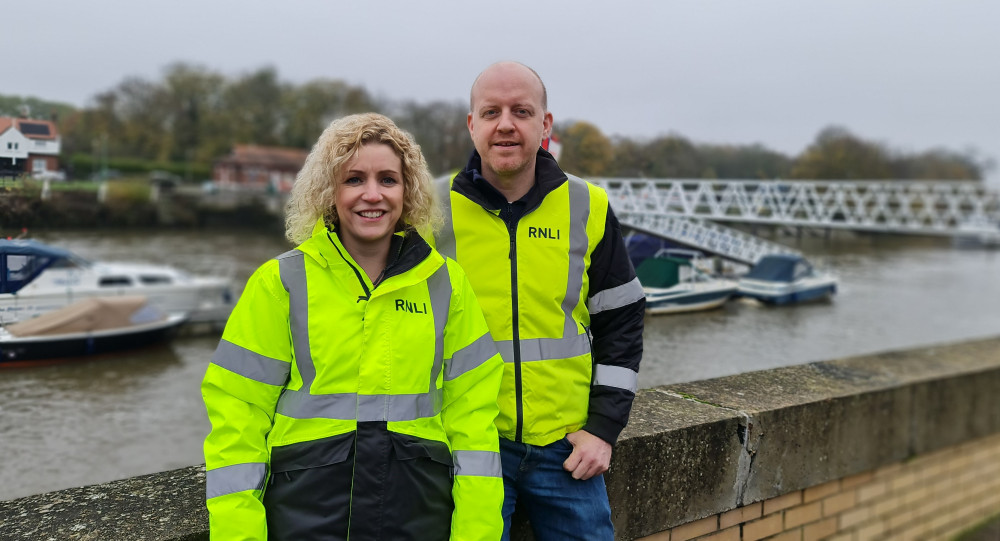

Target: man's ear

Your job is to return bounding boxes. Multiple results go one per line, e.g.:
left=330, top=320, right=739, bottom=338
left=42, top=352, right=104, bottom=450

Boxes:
left=542, top=111, right=554, bottom=140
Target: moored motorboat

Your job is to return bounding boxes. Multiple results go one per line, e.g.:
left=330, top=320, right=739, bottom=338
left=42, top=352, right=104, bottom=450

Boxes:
left=737, top=254, right=837, bottom=305
left=0, top=295, right=186, bottom=363
left=637, top=252, right=738, bottom=315
left=0, top=239, right=234, bottom=326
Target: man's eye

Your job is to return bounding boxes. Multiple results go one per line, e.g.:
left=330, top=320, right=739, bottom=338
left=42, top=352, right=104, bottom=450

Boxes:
left=483, top=110, right=498, bottom=118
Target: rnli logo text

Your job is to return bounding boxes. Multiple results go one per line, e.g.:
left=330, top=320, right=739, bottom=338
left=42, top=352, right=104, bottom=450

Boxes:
left=527, top=227, right=561, bottom=239
left=395, top=299, right=428, bottom=314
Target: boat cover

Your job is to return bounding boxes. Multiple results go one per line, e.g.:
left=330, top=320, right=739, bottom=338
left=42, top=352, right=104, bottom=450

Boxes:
left=743, top=254, right=808, bottom=281
left=636, top=257, right=687, bottom=288
left=3, top=296, right=162, bottom=337
left=0, top=240, right=74, bottom=295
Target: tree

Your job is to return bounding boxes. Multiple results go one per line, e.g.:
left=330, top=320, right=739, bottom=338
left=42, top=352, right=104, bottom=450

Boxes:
left=392, top=100, right=469, bottom=175
left=891, top=148, right=983, bottom=180
left=643, top=135, right=704, bottom=178
left=698, top=143, right=792, bottom=179
left=282, top=80, right=375, bottom=150
left=222, top=67, right=283, bottom=147
left=557, top=121, right=613, bottom=177
left=790, top=126, right=893, bottom=180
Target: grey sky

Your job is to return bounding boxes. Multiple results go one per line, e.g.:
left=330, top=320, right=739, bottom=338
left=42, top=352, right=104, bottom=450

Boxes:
left=6, top=0, right=998, bottom=183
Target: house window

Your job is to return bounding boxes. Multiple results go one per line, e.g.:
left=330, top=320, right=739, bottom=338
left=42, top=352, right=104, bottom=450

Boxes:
left=32, top=159, right=47, bottom=173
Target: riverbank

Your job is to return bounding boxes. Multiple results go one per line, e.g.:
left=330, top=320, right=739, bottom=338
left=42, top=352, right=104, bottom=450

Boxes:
left=2, top=335, right=998, bottom=540
left=0, top=184, right=283, bottom=231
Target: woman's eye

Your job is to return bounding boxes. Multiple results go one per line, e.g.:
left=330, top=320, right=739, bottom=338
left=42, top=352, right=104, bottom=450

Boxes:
left=344, top=177, right=362, bottom=184
left=381, top=177, right=399, bottom=185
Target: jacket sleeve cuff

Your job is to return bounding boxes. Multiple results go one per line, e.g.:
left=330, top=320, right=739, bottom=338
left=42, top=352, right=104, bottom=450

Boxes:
left=583, top=413, right=625, bottom=446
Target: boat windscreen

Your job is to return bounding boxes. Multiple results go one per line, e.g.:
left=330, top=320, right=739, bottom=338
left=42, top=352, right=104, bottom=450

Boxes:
left=0, top=240, right=74, bottom=294
left=743, top=256, right=798, bottom=281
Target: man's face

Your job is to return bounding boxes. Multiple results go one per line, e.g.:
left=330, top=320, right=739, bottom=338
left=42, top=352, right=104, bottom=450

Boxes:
left=467, top=63, right=553, bottom=183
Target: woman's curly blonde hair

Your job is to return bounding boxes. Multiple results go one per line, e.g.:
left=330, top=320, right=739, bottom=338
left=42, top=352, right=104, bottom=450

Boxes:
left=284, top=113, right=441, bottom=244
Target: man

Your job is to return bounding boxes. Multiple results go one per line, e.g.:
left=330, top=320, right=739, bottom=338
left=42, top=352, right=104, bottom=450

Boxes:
left=431, top=61, right=645, bottom=540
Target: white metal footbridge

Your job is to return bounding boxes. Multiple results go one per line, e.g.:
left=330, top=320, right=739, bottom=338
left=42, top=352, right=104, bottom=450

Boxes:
left=591, top=179, right=1000, bottom=264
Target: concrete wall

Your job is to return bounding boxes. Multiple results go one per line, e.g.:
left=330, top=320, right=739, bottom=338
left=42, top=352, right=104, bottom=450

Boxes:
left=637, top=431, right=1000, bottom=540
left=1, top=336, right=998, bottom=540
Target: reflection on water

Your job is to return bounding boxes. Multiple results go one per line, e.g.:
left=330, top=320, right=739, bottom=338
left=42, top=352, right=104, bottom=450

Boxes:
left=1, top=228, right=999, bottom=500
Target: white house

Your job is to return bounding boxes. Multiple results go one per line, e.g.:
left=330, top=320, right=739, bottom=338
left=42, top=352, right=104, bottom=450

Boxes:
left=0, top=117, right=62, bottom=178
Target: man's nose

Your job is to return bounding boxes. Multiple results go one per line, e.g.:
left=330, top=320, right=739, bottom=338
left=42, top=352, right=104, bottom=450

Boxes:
left=497, top=110, right=515, bottom=131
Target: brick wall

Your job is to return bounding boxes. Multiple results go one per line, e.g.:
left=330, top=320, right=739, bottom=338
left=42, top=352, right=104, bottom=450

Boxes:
left=638, top=432, right=1000, bottom=541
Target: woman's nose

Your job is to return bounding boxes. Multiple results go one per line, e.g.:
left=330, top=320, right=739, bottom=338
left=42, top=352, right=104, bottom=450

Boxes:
left=362, top=181, right=382, bottom=201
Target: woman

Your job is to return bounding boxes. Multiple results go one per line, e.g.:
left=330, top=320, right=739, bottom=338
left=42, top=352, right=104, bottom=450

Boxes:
left=202, top=113, right=504, bottom=540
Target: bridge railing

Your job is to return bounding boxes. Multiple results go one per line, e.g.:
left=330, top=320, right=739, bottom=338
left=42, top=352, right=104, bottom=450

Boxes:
left=593, top=178, right=1000, bottom=237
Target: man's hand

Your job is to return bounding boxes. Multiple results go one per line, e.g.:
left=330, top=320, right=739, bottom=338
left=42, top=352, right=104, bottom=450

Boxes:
left=562, top=430, right=612, bottom=480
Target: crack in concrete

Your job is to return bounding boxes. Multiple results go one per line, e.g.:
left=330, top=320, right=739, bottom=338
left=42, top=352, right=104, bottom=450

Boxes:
left=657, top=388, right=761, bottom=507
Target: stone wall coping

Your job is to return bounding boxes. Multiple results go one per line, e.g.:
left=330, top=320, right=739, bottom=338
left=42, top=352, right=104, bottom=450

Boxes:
left=2, top=335, right=998, bottom=540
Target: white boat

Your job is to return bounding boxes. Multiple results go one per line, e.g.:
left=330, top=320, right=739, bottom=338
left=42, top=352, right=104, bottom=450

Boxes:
left=737, top=254, right=838, bottom=305
left=0, top=295, right=187, bottom=363
left=0, top=239, right=235, bottom=326
left=637, top=251, right=739, bottom=315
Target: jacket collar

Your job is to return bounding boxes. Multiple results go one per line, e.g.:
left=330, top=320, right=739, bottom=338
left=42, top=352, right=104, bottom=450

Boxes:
left=301, top=219, right=433, bottom=282
left=453, top=148, right=568, bottom=214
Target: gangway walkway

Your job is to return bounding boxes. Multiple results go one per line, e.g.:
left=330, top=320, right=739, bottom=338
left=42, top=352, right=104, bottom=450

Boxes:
left=592, top=178, right=1000, bottom=264
left=616, top=213, right=798, bottom=265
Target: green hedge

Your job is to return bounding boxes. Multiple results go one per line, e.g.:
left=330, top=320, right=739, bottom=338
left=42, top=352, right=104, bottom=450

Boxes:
left=67, top=153, right=212, bottom=181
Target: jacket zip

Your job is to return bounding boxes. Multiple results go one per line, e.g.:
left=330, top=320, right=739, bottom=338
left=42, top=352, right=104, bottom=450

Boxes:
left=499, top=202, right=524, bottom=442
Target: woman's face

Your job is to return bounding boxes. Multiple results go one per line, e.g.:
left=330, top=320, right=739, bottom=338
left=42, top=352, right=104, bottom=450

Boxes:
left=335, top=143, right=405, bottom=254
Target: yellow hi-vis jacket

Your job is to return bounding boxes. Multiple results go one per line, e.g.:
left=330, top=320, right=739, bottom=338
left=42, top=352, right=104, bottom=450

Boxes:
left=202, top=221, right=504, bottom=540
left=431, top=149, right=645, bottom=448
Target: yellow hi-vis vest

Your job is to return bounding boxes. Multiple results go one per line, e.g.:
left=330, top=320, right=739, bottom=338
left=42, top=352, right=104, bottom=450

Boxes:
left=202, top=221, right=503, bottom=540
left=433, top=173, right=620, bottom=446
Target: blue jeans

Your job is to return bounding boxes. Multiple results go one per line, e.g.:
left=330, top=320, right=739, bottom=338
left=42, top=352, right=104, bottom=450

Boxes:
left=499, top=437, right=614, bottom=541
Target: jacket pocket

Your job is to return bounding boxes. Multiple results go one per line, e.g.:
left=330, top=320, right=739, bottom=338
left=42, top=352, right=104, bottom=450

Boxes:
left=269, top=432, right=354, bottom=473
left=378, top=433, right=454, bottom=541
left=264, top=433, right=356, bottom=541
left=390, top=433, right=454, bottom=469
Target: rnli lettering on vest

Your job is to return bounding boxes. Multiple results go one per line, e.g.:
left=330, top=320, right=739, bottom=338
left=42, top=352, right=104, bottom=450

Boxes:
left=395, top=299, right=428, bottom=314
left=527, top=226, right=561, bottom=239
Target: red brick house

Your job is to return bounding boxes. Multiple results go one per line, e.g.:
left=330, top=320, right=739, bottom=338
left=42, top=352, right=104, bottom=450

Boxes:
left=213, top=144, right=309, bottom=193
left=0, top=117, right=62, bottom=178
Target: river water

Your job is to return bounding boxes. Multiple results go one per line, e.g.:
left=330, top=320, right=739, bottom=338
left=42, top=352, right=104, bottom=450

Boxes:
left=1, top=228, right=999, bottom=501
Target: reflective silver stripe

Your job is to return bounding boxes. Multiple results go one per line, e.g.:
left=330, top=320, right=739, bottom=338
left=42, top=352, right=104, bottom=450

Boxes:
left=594, top=364, right=638, bottom=394
left=435, top=175, right=457, bottom=259
left=446, top=331, right=496, bottom=380
left=589, top=277, right=644, bottom=315
left=205, top=462, right=267, bottom=500
left=211, top=339, right=290, bottom=386
left=274, top=247, right=453, bottom=423
left=453, top=449, right=501, bottom=478
left=427, top=264, right=452, bottom=391
left=278, top=250, right=314, bottom=390
left=496, top=333, right=591, bottom=363
left=276, top=388, right=443, bottom=421
left=498, top=177, right=593, bottom=365
left=562, top=175, right=591, bottom=338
